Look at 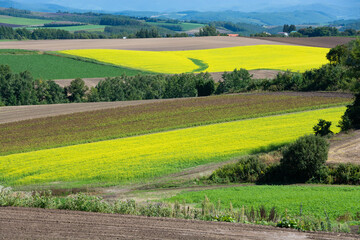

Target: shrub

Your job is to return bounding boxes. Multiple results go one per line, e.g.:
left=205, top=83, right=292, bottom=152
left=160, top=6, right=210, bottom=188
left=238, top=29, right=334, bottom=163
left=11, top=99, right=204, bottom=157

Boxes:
left=208, top=155, right=267, bottom=183
left=280, top=135, right=329, bottom=183
left=313, top=119, right=334, bottom=137
left=215, top=68, right=252, bottom=94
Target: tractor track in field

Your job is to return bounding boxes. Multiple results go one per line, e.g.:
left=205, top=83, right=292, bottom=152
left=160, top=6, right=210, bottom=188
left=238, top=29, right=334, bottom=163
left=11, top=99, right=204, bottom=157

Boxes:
left=1, top=207, right=359, bottom=240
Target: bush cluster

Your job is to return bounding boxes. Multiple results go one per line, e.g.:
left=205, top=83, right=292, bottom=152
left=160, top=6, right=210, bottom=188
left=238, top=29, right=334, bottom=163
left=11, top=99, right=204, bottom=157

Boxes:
left=207, top=134, right=360, bottom=185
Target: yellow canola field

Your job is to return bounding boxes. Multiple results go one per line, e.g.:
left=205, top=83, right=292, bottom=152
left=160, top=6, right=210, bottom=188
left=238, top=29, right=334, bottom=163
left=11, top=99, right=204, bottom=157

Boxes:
left=60, top=45, right=329, bottom=74
left=0, top=107, right=344, bottom=187
left=60, top=49, right=198, bottom=74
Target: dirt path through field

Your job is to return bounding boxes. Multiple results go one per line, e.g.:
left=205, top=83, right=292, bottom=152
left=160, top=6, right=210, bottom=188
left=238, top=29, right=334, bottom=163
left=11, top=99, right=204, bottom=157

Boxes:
left=0, top=36, right=294, bottom=51
left=328, top=130, right=360, bottom=164
left=1, top=207, right=358, bottom=240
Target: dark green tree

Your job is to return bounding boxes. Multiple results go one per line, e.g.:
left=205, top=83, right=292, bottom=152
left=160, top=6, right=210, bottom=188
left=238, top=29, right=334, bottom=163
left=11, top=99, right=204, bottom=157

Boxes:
left=216, top=68, right=252, bottom=94
left=65, top=78, right=88, bottom=102
left=313, top=119, right=333, bottom=136
left=197, top=25, right=218, bottom=36
left=280, top=135, right=329, bottom=183
left=338, top=92, right=360, bottom=131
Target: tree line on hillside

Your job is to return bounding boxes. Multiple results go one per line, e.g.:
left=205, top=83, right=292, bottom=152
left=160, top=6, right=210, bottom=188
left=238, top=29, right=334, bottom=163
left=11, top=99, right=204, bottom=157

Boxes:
left=252, top=25, right=360, bottom=37
left=0, top=25, right=187, bottom=40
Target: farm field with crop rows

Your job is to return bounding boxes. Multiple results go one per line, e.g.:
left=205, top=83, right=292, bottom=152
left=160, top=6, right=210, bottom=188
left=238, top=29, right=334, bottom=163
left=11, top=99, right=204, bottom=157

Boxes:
left=60, top=45, right=329, bottom=74
left=0, top=50, right=149, bottom=79
left=0, top=94, right=350, bottom=155
left=0, top=107, right=345, bottom=187
left=166, top=185, right=360, bottom=221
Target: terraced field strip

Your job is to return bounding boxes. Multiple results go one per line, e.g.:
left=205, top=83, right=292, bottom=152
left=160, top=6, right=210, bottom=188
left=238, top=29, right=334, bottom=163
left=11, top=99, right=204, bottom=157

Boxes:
left=60, top=45, right=329, bottom=74
left=0, top=107, right=345, bottom=187
left=0, top=15, right=54, bottom=26
left=0, top=50, right=149, bottom=79
left=27, top=25, right=105, bottom=32
left=166, top=185, right=360, bottom=221
left=0, top=94, right=350, bottom=155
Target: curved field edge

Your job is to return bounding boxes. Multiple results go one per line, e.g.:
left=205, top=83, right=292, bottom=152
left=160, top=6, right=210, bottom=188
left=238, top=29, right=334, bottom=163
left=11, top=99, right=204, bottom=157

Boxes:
left=0, top=107, right=345, bottom=188
left=59, top=45, right=330, bottom=74
left=0, top=50, right=152, bottom=80
left=0, top=94, right=351, bottom=155
left=165, top=185, right=360, bottom=221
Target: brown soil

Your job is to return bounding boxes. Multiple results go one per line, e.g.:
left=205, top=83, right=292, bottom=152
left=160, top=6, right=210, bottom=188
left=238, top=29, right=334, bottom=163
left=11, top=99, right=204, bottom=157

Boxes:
left=0, top=98, right=174, bottom=124
left=253, top=37, right=356, bottom=48
left=0, top=36, right=294, bottom=51
left=1, top=207, right=358, bottom=240
left=328, top=130, right=360, bottom=164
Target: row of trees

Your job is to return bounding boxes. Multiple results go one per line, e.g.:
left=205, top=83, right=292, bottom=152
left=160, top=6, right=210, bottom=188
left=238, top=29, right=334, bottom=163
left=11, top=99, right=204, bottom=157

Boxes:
left=0, top=26, right=107, bottom=40
left=0, top=66, right=215, bottom=106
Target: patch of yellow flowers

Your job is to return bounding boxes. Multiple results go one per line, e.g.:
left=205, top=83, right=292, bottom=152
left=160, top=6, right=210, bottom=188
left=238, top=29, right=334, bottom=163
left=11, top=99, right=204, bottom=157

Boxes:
left=0, top=107, right=345, bottom=187
left=60, top=45, right=329, bottom=74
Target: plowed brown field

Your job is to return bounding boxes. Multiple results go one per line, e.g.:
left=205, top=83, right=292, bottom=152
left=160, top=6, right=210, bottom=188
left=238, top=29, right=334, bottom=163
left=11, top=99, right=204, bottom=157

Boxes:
left=0, top=207, right=358, bottom=240
left=254, top=37, right=356, bottom=48
left=0, top=36, right=293, bottom=51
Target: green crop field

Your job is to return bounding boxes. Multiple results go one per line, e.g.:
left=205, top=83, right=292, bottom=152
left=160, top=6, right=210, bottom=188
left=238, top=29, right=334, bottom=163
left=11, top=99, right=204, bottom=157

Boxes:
left=0, top=94, right=350, bottom=155
left=0, top=15, right=53, bottom=26
left=0, top=107, right=345, bottom=187
left=27, top=25, right=105, bottom=32
left=0, top=50, right=149, bottom=79
left=166, top=185, right=360, bottom=221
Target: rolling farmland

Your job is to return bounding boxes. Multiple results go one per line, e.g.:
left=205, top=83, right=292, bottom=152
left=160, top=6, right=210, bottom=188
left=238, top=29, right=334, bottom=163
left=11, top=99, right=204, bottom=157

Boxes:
left=60, top=45, right=330, bottom=73
left=0, top=107, right=345, bottom=187
left=0, top=93, right=350, bottom=155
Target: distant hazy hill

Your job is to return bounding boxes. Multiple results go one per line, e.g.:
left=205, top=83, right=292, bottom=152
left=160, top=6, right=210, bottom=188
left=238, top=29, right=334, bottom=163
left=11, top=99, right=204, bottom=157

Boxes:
left=118, top=10, right=335, bottom=26
left=0, top=0, right=358, bottom=25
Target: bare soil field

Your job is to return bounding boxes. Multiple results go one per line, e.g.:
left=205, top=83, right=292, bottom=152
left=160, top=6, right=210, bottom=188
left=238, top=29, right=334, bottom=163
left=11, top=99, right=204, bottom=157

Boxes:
left=0, top=99, right=174, bottom=124
left=0, top=36, right=293, bottom=51
left=254, top=37, right=356, bottom=48
left=0, top=92, right=352, bottom=125
left=0, top=207, right=358, bottom=240
left=328, top=130, right=360, bottom=164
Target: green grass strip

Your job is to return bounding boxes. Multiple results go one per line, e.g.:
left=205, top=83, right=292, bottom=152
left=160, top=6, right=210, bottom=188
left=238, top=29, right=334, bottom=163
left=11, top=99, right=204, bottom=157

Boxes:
left=165, top=185, right=360, bottom=221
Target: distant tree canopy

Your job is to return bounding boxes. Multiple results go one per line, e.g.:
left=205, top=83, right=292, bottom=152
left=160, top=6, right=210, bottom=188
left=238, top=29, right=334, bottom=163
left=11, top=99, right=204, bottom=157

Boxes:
left=196, top=25, right=219, bottom=36
left=298, top=26, right=339, bottom=37
left=283, top=24, right=296, bottom=33
left=99, top=16, right=142, bottom=26
left=135, top=28, right=160, bottom=38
